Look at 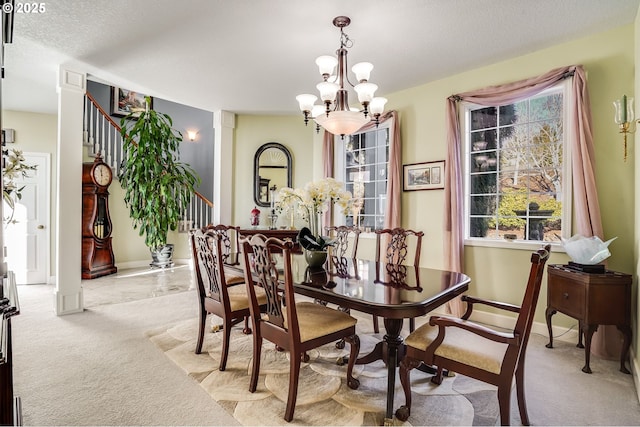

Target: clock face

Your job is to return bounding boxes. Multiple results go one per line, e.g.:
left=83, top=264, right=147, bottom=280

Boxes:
left=93, top=164, right=112, bottom=186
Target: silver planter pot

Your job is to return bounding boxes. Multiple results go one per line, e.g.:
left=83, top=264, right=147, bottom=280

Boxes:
left=150, top=244, right=175, bottom=268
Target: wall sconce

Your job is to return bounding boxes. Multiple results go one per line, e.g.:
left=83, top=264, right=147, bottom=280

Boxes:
left=186, top=130, right=198, bottom=142
left=613, top=95, right=635, bottom=161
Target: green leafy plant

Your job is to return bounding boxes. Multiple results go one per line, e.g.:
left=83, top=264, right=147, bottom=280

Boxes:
left=3, top=149, right=37, bottom=224
left=118, top=97, right=200, bottom=251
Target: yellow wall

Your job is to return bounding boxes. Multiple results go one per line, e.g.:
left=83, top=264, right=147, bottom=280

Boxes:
left=2, top=110, right=58, bottom=278
left=232, top=114, right=316, bottom=227
left=634, top=8, right=640, bottom=397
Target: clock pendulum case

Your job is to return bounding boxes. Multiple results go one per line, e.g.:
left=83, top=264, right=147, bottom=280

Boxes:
left=81, top=153, right=117, bottom=279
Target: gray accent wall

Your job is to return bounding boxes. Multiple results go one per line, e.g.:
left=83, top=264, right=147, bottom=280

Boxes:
left=86, top=80, right=215, bottom=201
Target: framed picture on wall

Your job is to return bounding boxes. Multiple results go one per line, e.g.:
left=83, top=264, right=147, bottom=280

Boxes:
left=403, top=160, right=445, bottom=191
left=110, top=87, right=152, bottom=119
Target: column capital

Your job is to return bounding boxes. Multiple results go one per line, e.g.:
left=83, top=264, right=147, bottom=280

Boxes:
left=57, top=67, right=86, bottom=93
left=214, top=110, right=235, bottom=129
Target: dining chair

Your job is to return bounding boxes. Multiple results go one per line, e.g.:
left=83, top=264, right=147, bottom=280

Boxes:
left=325, top=225, right=362, bottom=348
left=395, top=244, right=551, bottom=426
left=241, top=234, right=361, bottom=422
left=190, top=227, right=268, bottom=371
left=373, top=227, right=424, bottom=333
left=205, top=224, right=244, bottom=285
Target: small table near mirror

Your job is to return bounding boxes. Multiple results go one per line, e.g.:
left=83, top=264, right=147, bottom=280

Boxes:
left=238, top=228, right=302, bottom=253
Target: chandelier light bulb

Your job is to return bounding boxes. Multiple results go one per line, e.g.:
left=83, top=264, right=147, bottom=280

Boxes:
left=311, top=104, right=325, bottom=118
left=296, top=94, right=318, bottom=112
left=370, top=97, right=388, bottom=115
left=354, top=83, right=378, bottom=103
left=352, top=62, right=373, bottom=82
left=316, top=82, right=339, bottom=102
left=316, top=55, right=338, bottom=79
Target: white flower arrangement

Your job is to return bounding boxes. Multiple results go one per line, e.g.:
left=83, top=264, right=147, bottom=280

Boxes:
left=276, top=177, right=353, bottom=238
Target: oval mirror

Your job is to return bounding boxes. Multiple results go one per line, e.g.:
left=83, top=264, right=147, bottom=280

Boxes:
left=254, top=142, right=292, bottom=207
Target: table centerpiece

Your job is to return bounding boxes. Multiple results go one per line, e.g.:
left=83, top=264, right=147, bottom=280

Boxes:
left=276, top=178, right=352, bottom=267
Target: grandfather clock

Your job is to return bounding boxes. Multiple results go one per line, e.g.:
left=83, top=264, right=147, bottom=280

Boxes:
left=81, top=153, right=117, bottom=279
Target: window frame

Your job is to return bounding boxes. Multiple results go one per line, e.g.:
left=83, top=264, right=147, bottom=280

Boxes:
left=462, top=80, right=573, bottom=250
left=333, top=122, right=391, bottom=233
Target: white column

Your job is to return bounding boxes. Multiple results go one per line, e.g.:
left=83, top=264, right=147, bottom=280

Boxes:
left=54, top=67, right=85, bottom=315
left=213, top=110, right=235, bottom=224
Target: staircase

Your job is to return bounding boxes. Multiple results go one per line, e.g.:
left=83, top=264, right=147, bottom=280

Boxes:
left=82, top=92, right=213, bottom=231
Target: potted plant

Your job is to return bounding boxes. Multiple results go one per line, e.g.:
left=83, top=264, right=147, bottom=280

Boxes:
left=119, top=97, right=200, bottom=267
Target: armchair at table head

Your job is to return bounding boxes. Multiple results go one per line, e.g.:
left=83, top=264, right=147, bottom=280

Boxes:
left=240, top=233, right=361, bottom=422
left=395, top=244, right=551, bottom=426
left=189, top=227, right=267, bottom=371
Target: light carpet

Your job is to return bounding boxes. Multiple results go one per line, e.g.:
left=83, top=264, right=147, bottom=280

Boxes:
left=147, top=313, right=500, bottom=426
left=12, top=276, right=640, bottom=426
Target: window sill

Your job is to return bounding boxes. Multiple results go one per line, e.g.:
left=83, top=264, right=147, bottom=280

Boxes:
left=464, top=238, right=565, bottom=253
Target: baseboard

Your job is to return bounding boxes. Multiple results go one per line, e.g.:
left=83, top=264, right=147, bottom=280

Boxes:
left=54, top=287, right=84, bottom=315
left=116, top=258, right=191, bottom=270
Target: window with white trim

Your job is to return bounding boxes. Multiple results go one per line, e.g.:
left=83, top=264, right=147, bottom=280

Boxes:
left=464, top=83, right=571, bottom=245
left=335, top=125, right=389, bottom=231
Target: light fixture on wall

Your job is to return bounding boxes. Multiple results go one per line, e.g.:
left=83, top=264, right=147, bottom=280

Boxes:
left=186, top=130, right=198, bottom=142
left=613, top=94, right=635, bottom=161
left=296, top=16, right=387, bottom=137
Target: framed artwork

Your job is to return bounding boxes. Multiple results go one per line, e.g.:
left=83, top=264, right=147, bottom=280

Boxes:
left=403, top=160, right=445, bottom=191
left=110, top=87, right=152, bottom=118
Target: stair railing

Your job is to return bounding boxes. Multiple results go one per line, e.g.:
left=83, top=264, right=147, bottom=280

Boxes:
left=83, top=92, right=214, bottom=230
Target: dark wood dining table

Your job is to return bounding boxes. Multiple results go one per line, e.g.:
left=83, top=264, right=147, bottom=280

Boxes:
left=292, top=256, right=470, bottom=424
left=226, top=251, right=470, bottom=424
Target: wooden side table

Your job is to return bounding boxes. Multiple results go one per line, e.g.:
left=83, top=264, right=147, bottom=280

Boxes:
left=545, top=264, right=632, bottom=374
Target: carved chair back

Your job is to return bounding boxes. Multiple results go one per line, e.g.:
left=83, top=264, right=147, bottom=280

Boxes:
left=241, top=234, right=300, bottom=342
left=191, top=228, right=229, bottom=306
left=375, top=227, right=424, bottom=266
left=204, top=224, right=241, bottom=265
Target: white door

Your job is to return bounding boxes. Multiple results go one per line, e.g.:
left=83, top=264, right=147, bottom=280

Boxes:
left=4, top=152, right=50, bottom=284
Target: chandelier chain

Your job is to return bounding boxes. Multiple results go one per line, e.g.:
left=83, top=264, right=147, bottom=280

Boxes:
left=339, top=28, right=354, bottom=49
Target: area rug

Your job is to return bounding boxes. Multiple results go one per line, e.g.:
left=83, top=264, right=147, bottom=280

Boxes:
left=147, top=312, right=500, bottom=426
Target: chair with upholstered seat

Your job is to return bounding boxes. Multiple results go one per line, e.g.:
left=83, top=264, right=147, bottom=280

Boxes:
left=241, top=234, right=361, bottom=422
left=395, top=244, right=551, bottom=426
left=205, top=224, right=245, bottom=285
left=325, top=225, right=361, bottom=347
left=373, top=227, right=424, bottom=333
left=190, top=227, right=268, bottom=371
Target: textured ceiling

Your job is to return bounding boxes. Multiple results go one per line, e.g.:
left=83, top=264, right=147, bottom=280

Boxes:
left=2, top=0, right=639, bottom=115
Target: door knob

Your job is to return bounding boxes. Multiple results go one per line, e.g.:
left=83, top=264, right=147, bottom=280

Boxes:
left=37, top=225, right=45, bottom=229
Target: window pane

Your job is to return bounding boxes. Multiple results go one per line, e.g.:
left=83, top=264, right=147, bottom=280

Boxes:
left=342, top=127, right=389, bottom=231
left=470, top=195, right=496, bottom=216
left=471, top=151, right=497, bottom=173
left=470, top=173, right=497, bottom=195
left=465, top=86, right=566, bottom=242
left=499, top=102, right=521, bottom=125
left=530, top=93, right=563, bottom=121
left=470, top=107, right=497, bottom=130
